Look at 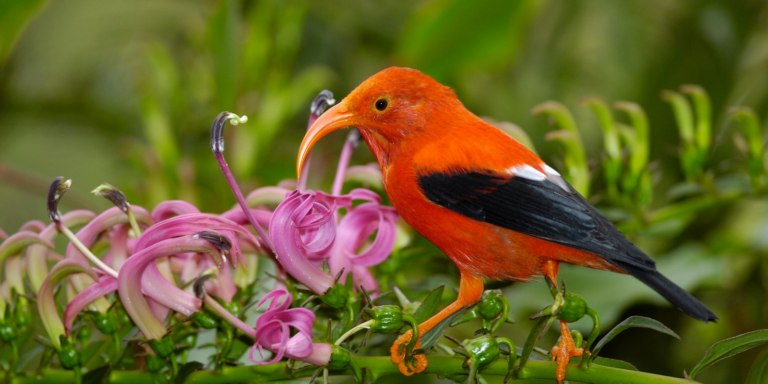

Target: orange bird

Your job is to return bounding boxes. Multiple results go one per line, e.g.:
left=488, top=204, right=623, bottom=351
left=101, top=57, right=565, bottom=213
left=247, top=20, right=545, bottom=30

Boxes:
left=297, top=67, right=716, bottom=381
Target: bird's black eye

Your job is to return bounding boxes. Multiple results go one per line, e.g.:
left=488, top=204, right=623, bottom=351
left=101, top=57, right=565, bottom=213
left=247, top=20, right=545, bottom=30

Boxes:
left=375, top=99, right=388, bottom=111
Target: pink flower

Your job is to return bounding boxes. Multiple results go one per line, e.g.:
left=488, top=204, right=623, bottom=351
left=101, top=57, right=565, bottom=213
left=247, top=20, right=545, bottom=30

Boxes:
left=250, top=289, right=329, bottom=365
left=328, top=200, right=398, bottom=293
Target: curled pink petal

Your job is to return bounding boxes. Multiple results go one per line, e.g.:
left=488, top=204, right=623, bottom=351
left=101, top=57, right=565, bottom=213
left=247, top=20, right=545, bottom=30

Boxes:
left=269, top=191, right=336, bottom=295
left=0, top=231, right=55, bottom=264
left=221, top=208, right=272, bottom=229
left=142, top=262, right=201, bottom=316
left=63, top=276, right=117, bottom=335
left=152, top=200, right=200, bottom=223
left=19, top=220, right=46, bottom=233
left=66, top=207, right=152, bottom=299
left=107, top=224, right=130, bottom=270
left=132, top=214, right=258, bottom=311
left=245, top=186, right=291, bottom=207
left=118, top=236, right=221, bottom=340
left=206, top=259, right=237, bottom=303
left=351, top=264, right=379, bottom=295
left=147, top=296, right=171, bottom=324
left=27, top=210, right=96, bottom=292
left=37, top=258, right=99, bottom=348
left=250, top=290, right=316, bottom=364
left=336, top=203, right=398, bottom=267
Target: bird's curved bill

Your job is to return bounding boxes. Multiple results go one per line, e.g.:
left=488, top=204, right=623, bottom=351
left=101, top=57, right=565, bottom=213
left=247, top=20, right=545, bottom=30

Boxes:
left=296, top=103, right=356, bottom=178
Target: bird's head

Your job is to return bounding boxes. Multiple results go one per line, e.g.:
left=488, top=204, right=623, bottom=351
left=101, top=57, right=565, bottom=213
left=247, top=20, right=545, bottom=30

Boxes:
left=297, top=67, right=464, bottom=177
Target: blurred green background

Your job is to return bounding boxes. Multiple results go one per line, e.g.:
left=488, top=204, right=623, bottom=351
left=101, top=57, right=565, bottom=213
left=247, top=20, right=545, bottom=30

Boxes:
left=2, top=0, right=768, bottom=382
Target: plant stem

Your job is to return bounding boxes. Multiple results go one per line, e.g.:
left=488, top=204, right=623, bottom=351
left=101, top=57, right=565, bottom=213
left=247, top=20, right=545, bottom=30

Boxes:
left=126, top=209, right=142, bottom=237
left=2, top=357, right=703, bottom=384
left=58, top=225, right=118, bottom=279
left=334, top=319, right=374, bottom=346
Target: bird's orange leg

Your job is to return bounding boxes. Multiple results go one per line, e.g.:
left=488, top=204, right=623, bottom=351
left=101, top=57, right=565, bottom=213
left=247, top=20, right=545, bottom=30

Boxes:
left=543, top=261, right=583, bottom=384
left=391, top=271, right=484, bottom=376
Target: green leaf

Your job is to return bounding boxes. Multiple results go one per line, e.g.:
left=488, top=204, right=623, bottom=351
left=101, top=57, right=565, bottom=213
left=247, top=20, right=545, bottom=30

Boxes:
left=0, top=0, right=49, bottom=64
left=82, top=363, right=111, bottom=384
left=514, top=315, right=550, bottom=376
left=746, top=347, right=768, bottom=384
left=413, top=284, right=445, bottom=324
left=175, top=361, right=204, bottom=384
left=591, top=316, right=679, bottom=359
left=420, top=305, right=470, bottom=350
left=593, top=357, right=638, bottom=371
left=690, top=329, right=768, bottom=379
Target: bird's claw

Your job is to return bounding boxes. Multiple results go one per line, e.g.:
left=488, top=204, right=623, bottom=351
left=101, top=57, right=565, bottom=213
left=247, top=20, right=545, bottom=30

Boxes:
left=551, top=320, right=583, bottom=384
left=390, top=330, right=428, bottom=376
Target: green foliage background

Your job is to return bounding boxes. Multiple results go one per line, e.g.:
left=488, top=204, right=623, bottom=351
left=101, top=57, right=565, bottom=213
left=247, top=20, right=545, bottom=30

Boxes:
left=1, top=0, right=768, bottom=382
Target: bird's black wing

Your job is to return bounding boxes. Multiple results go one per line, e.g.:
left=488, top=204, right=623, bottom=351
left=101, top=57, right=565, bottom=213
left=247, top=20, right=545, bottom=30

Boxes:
left=416, top=168, right=655, bottom=271
left=416, top=167, right=718, bottom=322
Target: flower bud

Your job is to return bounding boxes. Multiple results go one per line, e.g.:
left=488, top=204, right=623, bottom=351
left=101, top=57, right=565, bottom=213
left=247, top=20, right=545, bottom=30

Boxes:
left=149, top=336, right=175, bottom=358
left=557, top=293, right=587, bottom=323
left=57, top=337, right=80, bottom=369
left=15, top=299, right=32, bottom=329
left=114, top=304, right=132, bottom=326
left=464, top=335, right=500, bottom=368
left=0, top=322, right=17, bottom=342
left=319, top=283, right=349, bottom=309
left=478, top=292, right=504, bottom=320
left=192, top=311, right=219, bottom=329
left=326, top=344, right=351, bottom=370
left=94, top=312, right=119, bottom=335
left=367, top=305, right=403, bottom=334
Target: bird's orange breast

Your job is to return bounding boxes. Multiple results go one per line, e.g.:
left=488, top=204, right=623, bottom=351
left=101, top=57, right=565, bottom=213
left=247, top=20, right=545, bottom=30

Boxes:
left=379, top=125, right=623, bottom=281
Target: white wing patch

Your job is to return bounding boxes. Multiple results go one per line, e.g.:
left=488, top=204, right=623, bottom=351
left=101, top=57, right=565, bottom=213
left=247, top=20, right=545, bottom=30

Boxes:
left=505, top=164, right=546, bottom=181
left=542, top=164, right=570, bottom=191
left=505, top=164, right=570, bottom=192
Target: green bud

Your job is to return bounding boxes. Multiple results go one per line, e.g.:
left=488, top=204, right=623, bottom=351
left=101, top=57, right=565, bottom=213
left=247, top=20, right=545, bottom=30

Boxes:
left=464, top=335, right=500, bottom=368
left=0, top=322, right=17, bottom=342
left=320, top=283, right=349, bottom=308
left=225, top=300, right=241, bottom=315
left=192, top=311, right=219, bottom=329
left=326, top=344, right=351, bottom=370
left=149, top=336, right=175, bottom=358
left=58, top=338, right=80, bottom=369
left=368, top=305, right=403, bottom=333
left=478, top=292, right=504, bottom=320
left=114, top=305, right=131, bottom=325
left=146, top=354, right=166, bottom=372
left=557, top=293, right=587, bottom=323
left=15, top=298, right=32, bottom=329
left=94, top=312, right=119, bottom=335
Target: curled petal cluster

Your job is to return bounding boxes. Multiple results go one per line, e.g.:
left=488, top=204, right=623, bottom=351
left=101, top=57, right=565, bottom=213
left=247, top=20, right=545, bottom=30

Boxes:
left=250, top=289, right=316, bottom=364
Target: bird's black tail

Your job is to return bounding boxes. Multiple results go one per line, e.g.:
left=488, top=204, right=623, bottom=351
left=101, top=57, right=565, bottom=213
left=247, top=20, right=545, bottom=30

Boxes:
left=618, top=262, right=718, bottom=322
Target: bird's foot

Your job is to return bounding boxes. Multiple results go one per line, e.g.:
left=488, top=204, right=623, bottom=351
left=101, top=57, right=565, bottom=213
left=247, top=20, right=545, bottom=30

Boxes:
left=551, top=320, right=583, bottom=384
left=390, top=329, right=428, bottom=376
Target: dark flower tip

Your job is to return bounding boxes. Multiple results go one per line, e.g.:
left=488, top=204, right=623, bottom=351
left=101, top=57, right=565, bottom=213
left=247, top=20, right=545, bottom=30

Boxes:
left=47, top=176, right=71, bottom=223
left=210, top=112, right=248, bottom=154
left=310, top=90, right=335, bottom=117
left=193, top=273, right=215, bottom=299
left=193, top=231, right=232, bottom=255
left=92, top=183, right=129, bottom=212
